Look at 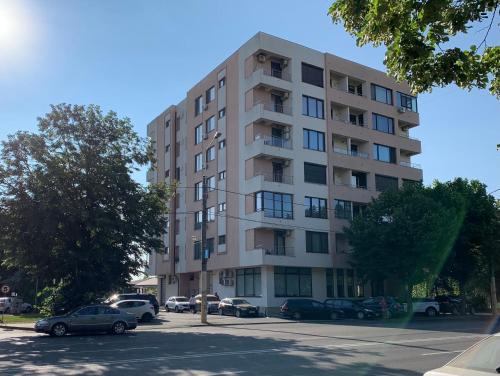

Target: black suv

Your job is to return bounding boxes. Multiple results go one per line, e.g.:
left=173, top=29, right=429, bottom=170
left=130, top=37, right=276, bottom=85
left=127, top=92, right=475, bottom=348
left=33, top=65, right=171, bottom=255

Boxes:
left=105, top=293, right=159, bottom=314
left=280, top=299, right=341, bottom=320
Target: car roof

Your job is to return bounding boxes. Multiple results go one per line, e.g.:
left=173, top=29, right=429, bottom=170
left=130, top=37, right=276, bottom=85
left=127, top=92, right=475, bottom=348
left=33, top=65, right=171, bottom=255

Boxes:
left=115, top=299, right=150, bottom=303
left=171, top=296, right=187, bottom=299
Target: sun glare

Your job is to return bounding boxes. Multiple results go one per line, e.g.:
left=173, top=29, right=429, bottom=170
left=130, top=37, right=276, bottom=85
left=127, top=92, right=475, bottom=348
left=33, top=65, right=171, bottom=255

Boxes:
left=0, top=2, right=34, bottom=61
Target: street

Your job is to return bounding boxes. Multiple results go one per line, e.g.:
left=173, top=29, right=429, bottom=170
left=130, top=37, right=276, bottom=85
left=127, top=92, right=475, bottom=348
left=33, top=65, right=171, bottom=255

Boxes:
left=1, top=314, right=499, bottom=375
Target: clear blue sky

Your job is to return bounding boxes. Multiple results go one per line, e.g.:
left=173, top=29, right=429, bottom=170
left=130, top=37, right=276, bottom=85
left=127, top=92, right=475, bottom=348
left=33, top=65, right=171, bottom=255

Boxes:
left=1, top=0, right=499, bottom=197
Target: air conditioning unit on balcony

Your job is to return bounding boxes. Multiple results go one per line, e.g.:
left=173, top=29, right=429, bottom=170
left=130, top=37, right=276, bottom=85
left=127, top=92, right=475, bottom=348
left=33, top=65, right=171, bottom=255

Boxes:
left=282, top=59, right=289, bottom=67
left=397, top=107, right=406, bottom=113
left=282, top=92, right=289, bottom=99
left=257, top=53, right=266, bottom=63
left=222, top=278, right=234, bottom=286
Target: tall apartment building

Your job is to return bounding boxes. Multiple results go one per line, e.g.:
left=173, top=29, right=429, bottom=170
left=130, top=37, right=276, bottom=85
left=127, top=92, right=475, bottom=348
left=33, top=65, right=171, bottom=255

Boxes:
left=146, top=32, right=422, bottom=309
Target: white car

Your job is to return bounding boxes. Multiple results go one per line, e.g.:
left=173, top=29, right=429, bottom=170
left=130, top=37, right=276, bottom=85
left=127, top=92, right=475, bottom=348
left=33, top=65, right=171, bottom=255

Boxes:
left=165, top=296, right=190, bottom=313
left=413, top=298, right=440, bottom=317
left=111, top=300, right=155, bottom=322
left=424, top=333, right=499, bottom=375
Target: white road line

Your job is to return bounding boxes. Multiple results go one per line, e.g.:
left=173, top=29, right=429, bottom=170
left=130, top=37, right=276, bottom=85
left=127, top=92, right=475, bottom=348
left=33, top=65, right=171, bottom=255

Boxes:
left=422, top=350, right=464, bottom=356
left=0, top=346, right=160, bottom=357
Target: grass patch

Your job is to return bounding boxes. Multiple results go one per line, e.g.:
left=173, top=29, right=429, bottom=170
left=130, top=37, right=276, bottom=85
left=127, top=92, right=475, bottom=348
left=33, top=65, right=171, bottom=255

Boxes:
left=0, top=313, right=43, bottom=324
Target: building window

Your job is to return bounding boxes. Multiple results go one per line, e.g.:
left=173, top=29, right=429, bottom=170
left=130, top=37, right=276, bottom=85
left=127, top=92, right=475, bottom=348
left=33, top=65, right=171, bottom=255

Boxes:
left=218, top=202, right=226, bottom=212
left=353, top=202, right=366, bottom=218
left=304, top=196, right=327, bottom=218
left=373, top=144, right=396, bottom=163
left=218, top=234, right=226, bottom=245
left=375, top=174, right=398, bottom=192
left=274, top=267, right=312, bottom=297
left=302, top=95, right=324, bottom=119
left=206, top=86, right=215, bottom=103
left=348, top=83, right=363, bottom=96
left=397, top=92, right=418, bottom=112
left=236, top=268, right=261, bottom=297
left=165, top=144, right=170, bottom=153
left=165, top=120, right=170, bottom=128
left=218, top=139, right=226, bottom=149
left=306, top=231, right=329, bottom=253
left=194, top=241, right=201, bottom=260
left=304, top=162, right=327, bottom=185
left=218, top=170, right=226, bottom=180
left=206, top=146, right=216, bottom=161
left=165, top=170, right=170, bottom=178
left=346, top=269, right=355, bottom=297
left=206, top=116, right=216, bottom=133
left=195, top=153, right=203, bottom=172
left=195, top=124, right=203, bottom=144
left=255, top=191, right=293, bottom=219
left=207, top=238, right=214, bottom=255
left=337, top=269, right=345, bottom=297
left=372, top=113, right=394, bottom=134
left=218, top=108, right=226, bottom=118
left=326, top=269, right=334, bottom=298
left=303, top=129, right=325, bottom=151
left=334, top=199, right=352, bottom=219
left=195, top=96, right=203, bottom=116
left=207, top=207, right=215, bottom=221
left=301, top=62, right=324, bottom=87
left=175, top=219, right=179, bottom=235
left=175, top=167, right=180, bottom=179
left=371, top=84, right=393, bottom=105
left=218, top=77, right=226, bottom=88
left=194, top=211, right=202, bottom=230
left=349, top=113, right=364, bottom=126
left=194, top=181, right=203, bottom=201
left=207, top=176, right=215, bottom=191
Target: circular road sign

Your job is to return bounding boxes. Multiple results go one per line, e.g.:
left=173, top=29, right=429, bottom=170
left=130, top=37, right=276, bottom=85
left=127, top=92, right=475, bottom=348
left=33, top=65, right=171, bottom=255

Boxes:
left=1, top=285, right=10, bottom=294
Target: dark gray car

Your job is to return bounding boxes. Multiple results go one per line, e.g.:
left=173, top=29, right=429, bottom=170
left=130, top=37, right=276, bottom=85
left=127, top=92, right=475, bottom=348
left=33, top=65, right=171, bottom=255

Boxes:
left=34, top=304, right=137, bottom=337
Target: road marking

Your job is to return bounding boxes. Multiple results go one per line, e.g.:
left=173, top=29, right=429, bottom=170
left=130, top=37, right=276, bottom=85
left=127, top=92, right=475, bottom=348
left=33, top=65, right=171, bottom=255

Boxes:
left=422, top=350, right=464, bottom=356
left=0, top=346, right=160, bottom=357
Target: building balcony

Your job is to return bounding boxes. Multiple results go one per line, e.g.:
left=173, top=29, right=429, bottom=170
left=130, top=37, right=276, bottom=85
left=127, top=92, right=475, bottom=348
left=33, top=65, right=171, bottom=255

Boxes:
left=399, top=161, right=422, bottom=169
left=244, top=101, right=293, bottom=125
left=246, top=67, right=293, bottom=93
left=333, top=147, right=369, bottom=159
left=246, top=135, right=294, bottom=161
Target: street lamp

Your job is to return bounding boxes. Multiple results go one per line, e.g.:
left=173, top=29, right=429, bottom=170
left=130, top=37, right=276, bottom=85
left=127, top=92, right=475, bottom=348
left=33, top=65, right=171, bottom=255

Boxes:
left=200, top=130, right=221, bottom=324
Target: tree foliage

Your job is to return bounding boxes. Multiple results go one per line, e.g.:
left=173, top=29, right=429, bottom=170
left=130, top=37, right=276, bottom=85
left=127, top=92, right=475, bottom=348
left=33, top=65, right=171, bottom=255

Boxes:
left=0, top=104, right=171, bottom=313
left=329, top=0, right=500, bottom=97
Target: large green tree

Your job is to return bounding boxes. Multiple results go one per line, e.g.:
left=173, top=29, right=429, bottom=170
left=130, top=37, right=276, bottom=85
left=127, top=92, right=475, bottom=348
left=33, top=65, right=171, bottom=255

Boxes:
left=329, top=0, right=500, bottom=97
left=0, top=104, right=171, bottom=313
left=345, top=183, right=462, bottom=309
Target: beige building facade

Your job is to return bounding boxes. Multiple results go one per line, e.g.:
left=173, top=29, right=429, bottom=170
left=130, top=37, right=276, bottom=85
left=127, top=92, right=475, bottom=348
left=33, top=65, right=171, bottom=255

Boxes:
left=146, top=32, right=423, bottom=310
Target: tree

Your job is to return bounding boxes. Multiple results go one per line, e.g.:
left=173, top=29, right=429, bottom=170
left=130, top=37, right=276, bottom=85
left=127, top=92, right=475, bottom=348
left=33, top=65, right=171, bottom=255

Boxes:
left=0, top=104, right=171, bottom=313
left=329, top=0, right=500, bottom=97
left=345, top=183, right=462, bottom=310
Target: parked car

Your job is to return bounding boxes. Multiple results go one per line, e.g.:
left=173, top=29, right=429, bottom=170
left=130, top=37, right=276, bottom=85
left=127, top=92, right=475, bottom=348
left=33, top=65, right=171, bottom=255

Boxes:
left=21, top=302, right=33, bottom=313
left=165, top=296, right=190, bottom=312
left=105, top=293, right=159, bottom=314
left=193, top=294, right=220, bottom=314
left=111, top=300, right=155, bottom=322
left=0, top=297, right=13, bottom=313
left=412, top=298, right=440, bottom=317
left=34, top=304, right=137, bottom=337
left=361, top=296, right=404, bottom=318
left=424, top=332, right=499, bottom=375
left=435, top=295, right=476, bottom=315
left=218, top=298, right=259, bottom=317
left=324, top=298, right=378, bottom=319
left=280, top=299, right=341, bottom=320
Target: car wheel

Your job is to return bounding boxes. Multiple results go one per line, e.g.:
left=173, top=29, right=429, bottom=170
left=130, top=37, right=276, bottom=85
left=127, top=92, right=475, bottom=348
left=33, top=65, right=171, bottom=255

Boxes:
left=4, top=307, right=10, bottom=314
left=141, top=312, right=153, bottom=322
left=426, top=307, right=437, bottom=317
left=292, top=312, right=301, bottom=320
left=174, top=306, right=179, bottom=313
left=451, top=306, right=459, bottom=315
left=235, top=310, right=241, bottom=318
left=218, top=308, right=223, bottom=316
left=330, top=312, right=338, bottom=320
left=165, top=306, right=170, bottom=312
left=50, top=323, right=67, bottom=337
left=112, top=321, right=126, bottom=335
left=357, top=311, right=365, bottom=320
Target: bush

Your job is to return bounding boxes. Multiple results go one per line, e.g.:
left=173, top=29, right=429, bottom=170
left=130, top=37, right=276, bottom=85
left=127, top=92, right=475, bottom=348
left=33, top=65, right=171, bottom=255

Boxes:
left=37, top=281, right=99, bottom=316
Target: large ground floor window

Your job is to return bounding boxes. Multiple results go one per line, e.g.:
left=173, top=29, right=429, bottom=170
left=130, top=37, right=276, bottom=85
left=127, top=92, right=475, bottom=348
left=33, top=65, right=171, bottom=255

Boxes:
left=274, top=267, right=312, bottom=297
left=326, top=268, right=364, bottom=298
left=236, top=267, right=261, bottom=297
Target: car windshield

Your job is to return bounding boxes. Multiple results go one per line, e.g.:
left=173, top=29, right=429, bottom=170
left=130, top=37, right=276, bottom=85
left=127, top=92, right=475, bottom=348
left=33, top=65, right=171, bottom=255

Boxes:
left=232, top=299, right=249, bottom=305
left=207, top=296, right=219, bottom=302
left=447, top=336, right=500, bottom=373
left=176, top=297, right=188, bottom=302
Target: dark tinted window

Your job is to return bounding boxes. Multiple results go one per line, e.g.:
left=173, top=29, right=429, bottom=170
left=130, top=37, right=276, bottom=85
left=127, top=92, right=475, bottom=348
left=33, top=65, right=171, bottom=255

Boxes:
left=375, top=174, right=398, bottom=192
left=100, top=306, right=120, bottom=314
left=371, top=84, right=393, bottom=105
left=301, top=63, right=324, bottom=87
left=302, top=95, right=324, bottom=119
left=372, top=113, right=394, bottom=134
left=306, top=231, right=329, bottom=253
left=304, top=163, right=326, bottom=185
left=303, top=129, right=325, bottom=151
left=373, top=144, right=396, bottom=163
left=77, top=306, right=98, bottom=315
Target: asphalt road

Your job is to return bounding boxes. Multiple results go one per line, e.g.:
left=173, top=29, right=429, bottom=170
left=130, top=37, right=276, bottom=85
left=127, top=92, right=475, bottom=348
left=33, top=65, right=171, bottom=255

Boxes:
left=0, top=313, right=498, bottom=376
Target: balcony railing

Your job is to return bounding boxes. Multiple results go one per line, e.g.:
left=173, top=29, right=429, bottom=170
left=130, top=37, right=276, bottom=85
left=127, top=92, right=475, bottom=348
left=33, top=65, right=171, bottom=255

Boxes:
left=258, top=171, right=294, bottom=184
left=334, top=181, right=369, bottom=190
left=262, top=67, right=292, bottom=82
left=400, top=161, right=422, bottom=169
left=255, top=134, right=292, bottom=149
left=254, top=101, right=292, bottom=116
left=398, top=132, right=420, bottom=141
left=333, top=147, right=369, bottom=159
left=332, top=116, right=366, bottom=127
left=264, top=246, right=295, bottom=257
left=331, top=85, right=367, bottom=98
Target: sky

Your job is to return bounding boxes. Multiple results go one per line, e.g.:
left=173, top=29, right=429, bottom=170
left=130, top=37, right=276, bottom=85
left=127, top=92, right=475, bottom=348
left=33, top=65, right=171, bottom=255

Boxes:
left=0, top=0, right=499, bottom=197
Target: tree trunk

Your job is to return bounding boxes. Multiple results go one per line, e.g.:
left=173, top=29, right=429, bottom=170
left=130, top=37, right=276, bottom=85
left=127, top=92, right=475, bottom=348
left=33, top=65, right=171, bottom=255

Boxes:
left=405, top=282, right=413, bottom=313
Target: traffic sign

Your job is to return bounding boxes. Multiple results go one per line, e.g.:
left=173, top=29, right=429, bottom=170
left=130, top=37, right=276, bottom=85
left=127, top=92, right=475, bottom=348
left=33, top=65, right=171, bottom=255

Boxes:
left=1, top=285, right=10, bottom=294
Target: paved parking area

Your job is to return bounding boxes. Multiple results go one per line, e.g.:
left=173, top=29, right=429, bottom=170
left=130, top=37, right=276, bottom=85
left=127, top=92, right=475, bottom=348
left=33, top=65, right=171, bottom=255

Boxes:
left=0, top=313, right=498, bottom=375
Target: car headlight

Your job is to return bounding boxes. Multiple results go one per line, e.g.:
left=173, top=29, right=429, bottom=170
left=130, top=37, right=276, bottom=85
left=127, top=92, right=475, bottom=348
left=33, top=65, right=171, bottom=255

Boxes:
left=36, top=319, right=49, bottom=325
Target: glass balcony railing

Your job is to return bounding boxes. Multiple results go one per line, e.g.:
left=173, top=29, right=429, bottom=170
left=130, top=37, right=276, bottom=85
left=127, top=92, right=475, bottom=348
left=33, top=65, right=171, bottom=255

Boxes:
left=399, top=161, right=421, bottom=169
left=254, top=135, right=292, bottom=149
left=262, top=67, right=292, bottom=82
left=253, top=101, right=292, bottom=115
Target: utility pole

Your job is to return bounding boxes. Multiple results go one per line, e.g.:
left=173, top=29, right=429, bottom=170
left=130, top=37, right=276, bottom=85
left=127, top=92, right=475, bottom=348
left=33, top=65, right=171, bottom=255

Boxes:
left=489, top=185, right=500, bottom=316
left=200, top=131, right=221, bottom=324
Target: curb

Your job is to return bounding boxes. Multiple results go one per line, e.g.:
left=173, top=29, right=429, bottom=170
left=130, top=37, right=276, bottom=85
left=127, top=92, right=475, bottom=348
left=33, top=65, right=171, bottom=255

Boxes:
left=0, top=324, right=35, bottom=331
